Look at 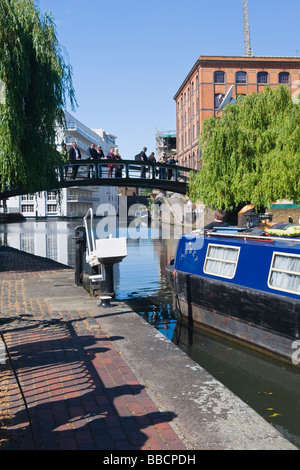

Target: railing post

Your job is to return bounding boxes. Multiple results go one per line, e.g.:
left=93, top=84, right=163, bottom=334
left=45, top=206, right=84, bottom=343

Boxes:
left=150, top=164, right=155, bottom=180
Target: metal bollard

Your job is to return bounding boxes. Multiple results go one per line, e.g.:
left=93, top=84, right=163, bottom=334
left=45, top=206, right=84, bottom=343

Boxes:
left=74, top=226, right=86, bottom=286
left=98, top=263, right=115, bottom=297
left=99, top=295, right=112, bottom=308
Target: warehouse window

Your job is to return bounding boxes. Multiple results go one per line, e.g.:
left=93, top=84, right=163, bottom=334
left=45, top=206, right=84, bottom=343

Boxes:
left=214, top=71, right=225, bottom=83
left=214, top=93, right=225, bottom=109
left=279, top=72, right=290, bottom=84
left=257, top=72, right=268, bottom=84
left=236, top=71, right=247, bottom=84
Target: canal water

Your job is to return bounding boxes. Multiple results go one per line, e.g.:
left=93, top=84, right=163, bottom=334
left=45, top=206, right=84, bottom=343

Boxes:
left=0, top=218, right=299, bottom=449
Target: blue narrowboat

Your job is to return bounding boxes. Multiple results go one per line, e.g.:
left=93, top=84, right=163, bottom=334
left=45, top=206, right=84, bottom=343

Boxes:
left=166, top=227, right=300, bottom=361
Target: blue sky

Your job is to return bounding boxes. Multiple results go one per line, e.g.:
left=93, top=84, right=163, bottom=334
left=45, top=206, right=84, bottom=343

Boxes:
left=39, top=0, right=300, bottom=158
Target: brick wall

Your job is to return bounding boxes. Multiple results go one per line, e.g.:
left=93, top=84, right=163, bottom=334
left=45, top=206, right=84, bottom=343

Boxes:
left=203, top=208, right=300, bottom=228
left=268, top=208, right=300, bottom=224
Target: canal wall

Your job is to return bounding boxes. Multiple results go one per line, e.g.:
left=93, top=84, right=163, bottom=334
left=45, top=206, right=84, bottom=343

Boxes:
left=200, top=207, right=300, bottom=227
left=269, top=208, right=300, bottom=224
left=162, top=204, right=300, bottom=226
left=0, top=213, right=26, bottom=223
left=0, top=246, right=296, bottom=450
left=97, top=297, right=297, bottom=450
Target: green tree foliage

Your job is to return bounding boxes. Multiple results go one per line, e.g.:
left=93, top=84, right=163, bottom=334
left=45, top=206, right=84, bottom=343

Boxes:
left=0, top=0, right=76, bottom=193
left=189, top=85, right=300, bottom=210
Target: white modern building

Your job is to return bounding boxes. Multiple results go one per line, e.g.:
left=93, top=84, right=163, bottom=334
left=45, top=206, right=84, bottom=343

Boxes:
left=6, top=111, right=119, bottom=218
left=61, top=110, right=117, bottom=158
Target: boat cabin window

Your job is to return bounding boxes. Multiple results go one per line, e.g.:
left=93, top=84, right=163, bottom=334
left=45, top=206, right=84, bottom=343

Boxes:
left=204, top=244, right=240, bottom=279
left=268, top=252, right=300, bottom=295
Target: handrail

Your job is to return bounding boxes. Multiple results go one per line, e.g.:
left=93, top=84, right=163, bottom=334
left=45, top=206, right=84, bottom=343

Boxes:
left=0, top=161, right=194, bottom=200
left=64, top=158, right=193, bottom=171
left=83, top=208, right=96, bottom=257
left=62, top=159, right=193, bottom=183
left=203, top=230, right=300, bottom=243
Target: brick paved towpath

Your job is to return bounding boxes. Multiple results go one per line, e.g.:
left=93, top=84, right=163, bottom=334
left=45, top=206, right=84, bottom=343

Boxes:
left=0, top=246, right=186, bottom=451
left=0, top=246, right=297, bottom=451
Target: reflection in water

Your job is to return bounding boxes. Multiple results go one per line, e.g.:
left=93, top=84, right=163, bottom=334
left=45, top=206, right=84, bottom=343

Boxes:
left=0, top=218, right=299, bottom=448
left=173, top=316, right=300, bottom=449
left=0, top=220, right=77, bottom=266
left=115, top=221, right=180, bottom=341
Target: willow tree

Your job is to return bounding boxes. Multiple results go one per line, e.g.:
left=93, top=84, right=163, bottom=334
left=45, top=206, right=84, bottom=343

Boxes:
left=189, top=85, right=300, bottom=211
left=0, top=0, right=76, bottom=193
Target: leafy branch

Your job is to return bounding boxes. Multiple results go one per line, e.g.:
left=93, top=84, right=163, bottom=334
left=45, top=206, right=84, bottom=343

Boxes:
left=0, top=0, right=77, bottom=193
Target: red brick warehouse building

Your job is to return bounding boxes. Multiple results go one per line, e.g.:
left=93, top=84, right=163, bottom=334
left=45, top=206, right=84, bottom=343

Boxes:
left=174, top=56, right=300, bottom=170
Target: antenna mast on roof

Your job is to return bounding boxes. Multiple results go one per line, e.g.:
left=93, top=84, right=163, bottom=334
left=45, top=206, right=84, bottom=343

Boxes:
left=243, top=0, right=253, bottom=56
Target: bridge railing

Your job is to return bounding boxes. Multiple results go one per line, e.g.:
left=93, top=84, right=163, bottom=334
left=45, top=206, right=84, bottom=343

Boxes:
left=0, top=160, right=194, bottom=200
left=61, top=159, right=193, bottom=183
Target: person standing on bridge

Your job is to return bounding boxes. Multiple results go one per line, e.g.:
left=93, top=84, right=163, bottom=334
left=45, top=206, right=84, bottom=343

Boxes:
left=60, top=142, right=69, bottom=179
left=107, top=147, right=115, bottom=177
left=96, top=145, right=105, bottom=177
left=149, top=152, right=155, bottom=161
left=148, top=152, right=156, bottom=179
left=87, top=143, right=97, bottom=178
left=96, top=145, right=105, bottom=159
left=139, top=147, right=148, bottom=178
left=157, top=154, right=166, bottom=180
left=87, top=143, right=97, bottom=159
left=69, top=141, right=81, bottom=179
left=114, top=148, right=123, bottom=178
left=167, top=156, right=176, bottom=181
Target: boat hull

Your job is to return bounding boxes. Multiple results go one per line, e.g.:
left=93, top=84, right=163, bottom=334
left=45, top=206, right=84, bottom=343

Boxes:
left=166, top=264, right=300, bottom=361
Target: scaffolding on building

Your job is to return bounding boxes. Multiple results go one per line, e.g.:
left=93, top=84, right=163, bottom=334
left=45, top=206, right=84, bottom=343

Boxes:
left=155, top=130, right=176, bottom=160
